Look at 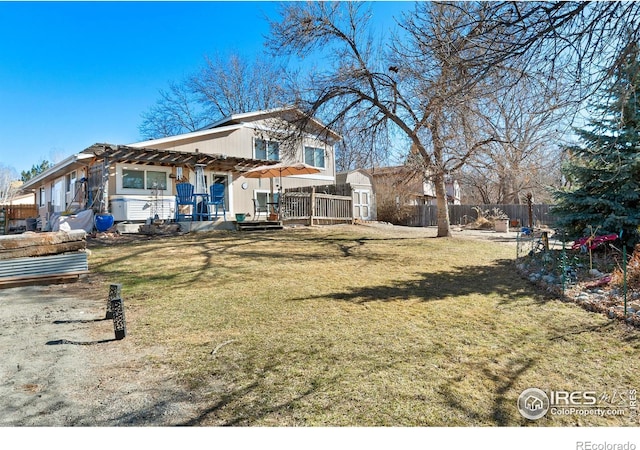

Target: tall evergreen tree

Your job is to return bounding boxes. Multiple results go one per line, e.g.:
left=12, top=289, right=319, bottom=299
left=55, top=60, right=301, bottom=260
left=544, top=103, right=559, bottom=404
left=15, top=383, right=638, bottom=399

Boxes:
left=552, top=41, right=640, bottom=246
left=20, top=160, right=50, bottom=183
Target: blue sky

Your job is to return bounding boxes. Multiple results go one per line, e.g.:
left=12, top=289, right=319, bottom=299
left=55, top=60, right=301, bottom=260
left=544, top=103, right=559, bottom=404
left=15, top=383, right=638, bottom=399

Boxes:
left=0, top=1, right=412, bottom=176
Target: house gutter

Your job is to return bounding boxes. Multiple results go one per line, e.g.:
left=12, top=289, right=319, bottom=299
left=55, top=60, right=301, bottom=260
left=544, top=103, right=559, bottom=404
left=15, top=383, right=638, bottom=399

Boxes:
left=20, top=153, right=95, bottom=192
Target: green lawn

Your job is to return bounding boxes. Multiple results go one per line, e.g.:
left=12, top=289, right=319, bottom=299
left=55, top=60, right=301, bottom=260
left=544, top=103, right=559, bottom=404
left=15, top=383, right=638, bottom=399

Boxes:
left=89, top=225, right=640, bottom=426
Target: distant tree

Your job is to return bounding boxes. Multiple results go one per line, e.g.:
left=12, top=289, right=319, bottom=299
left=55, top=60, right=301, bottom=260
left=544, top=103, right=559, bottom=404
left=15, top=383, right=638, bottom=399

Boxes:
left=459, top=70, right=569, bottom=204
left=189, top=52, right=289, bottom=120
left=139, top=52, right=290, bottom=140
left=20, top=160, right=50, bottom=183
left=0, top=165, right=19, bottom=203
left=552, top=41, right=640, bottom=245
left=333, top=116, right=394, bottom=172
left=139, top=81, right=207, bottom=139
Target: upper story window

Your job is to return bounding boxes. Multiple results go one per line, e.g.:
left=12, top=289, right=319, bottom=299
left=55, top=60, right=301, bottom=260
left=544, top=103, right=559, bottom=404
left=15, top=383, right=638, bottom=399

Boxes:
left=304, top=146, right=325, bottom=168
left=255, top=138, right=280, bottom=161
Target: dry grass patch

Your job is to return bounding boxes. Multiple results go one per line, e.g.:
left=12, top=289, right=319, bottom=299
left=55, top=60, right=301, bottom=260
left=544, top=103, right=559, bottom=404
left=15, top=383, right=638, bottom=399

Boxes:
left=88, top=225, right=640, bottom=426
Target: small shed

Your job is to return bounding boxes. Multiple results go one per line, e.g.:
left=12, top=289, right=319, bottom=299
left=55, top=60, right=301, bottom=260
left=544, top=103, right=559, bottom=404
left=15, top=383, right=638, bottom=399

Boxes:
left=336, top=169, right=376, bottom=221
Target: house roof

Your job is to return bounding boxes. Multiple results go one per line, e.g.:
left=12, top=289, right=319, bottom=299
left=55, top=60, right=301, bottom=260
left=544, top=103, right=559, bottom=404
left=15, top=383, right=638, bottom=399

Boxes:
left=130, top=107, right=340, bottom=148
left=20, top=153, right=95, bottom=191
left=199, top=107, right=342, bottom=142
left=129, top=123, right=243, bottom=149
left=200, top=107, right=298, bottom=128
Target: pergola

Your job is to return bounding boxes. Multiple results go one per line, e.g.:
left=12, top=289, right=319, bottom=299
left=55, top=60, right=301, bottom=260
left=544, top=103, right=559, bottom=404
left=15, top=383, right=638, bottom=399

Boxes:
left=81, top=143, right=277, bottom=173
left=81, top=143, right=279, bottom=214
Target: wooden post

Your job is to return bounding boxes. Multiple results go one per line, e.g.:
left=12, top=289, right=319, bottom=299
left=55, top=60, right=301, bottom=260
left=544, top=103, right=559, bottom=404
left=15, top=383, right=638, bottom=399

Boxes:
left=110, top=296, right=126, bottom=340
left=309, top=187, right=316, bottom=226
left=106, top=283, right=121, bottom=319
left=349, top=197, right=354, bottom=225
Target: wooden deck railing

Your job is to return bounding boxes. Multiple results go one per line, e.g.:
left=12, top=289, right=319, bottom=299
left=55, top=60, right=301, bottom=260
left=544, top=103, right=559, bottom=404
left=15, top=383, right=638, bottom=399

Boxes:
left=282, top=190, right=353, bottom=225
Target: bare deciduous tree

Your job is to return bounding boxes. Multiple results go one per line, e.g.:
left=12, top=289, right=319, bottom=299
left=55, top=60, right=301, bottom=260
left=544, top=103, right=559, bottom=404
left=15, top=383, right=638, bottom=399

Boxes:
left=458, top=70, right=569, bottom=204
left=0, top=165, right=19, bottom=204
left=139, top=81, right=206, bottom=139
left=189, top=52, right=290, bottom=120
left=269, top=2, right=505, bottom=237
left=458, top=2, right=640, bottom=101
left=139, top=52, right=290, bottom=139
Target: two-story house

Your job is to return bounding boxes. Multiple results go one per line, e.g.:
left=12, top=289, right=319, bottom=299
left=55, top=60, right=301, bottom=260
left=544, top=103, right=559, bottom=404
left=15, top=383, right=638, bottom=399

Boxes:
left=19, top=107, right=341, bottom=231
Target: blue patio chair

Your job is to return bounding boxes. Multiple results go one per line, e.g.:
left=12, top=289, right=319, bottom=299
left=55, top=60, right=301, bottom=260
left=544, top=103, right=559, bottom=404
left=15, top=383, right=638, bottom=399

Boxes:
left=207, top=183, right=227, bottom=221
left=175, top=182, right=196, bottom=221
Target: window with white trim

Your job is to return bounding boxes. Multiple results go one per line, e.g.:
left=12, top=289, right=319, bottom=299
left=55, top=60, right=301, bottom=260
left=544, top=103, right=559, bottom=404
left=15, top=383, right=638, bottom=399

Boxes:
left=65, top=171, right=77, bottom=193
left=122, top=168, right=167, bottom=190
left=304, top=146, right=325, bottom=168
left=255, top=138, right=280, bottom=161
left=39, top=187, right=46, bottom=207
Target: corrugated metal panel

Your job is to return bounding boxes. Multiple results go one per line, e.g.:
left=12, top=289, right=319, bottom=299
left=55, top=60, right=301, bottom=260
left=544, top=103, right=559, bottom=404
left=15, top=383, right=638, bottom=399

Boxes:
left=0, top=252, right=88, bottom=279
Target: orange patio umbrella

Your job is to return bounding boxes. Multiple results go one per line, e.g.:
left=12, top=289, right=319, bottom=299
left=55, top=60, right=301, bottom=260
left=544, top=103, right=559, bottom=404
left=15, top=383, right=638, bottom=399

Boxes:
left=242, top=162, right=321, bottom=216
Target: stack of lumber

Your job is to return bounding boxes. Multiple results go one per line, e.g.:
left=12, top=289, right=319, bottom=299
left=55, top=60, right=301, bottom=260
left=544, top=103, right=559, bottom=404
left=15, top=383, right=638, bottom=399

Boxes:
left=0, top=230, right=89, bottom=287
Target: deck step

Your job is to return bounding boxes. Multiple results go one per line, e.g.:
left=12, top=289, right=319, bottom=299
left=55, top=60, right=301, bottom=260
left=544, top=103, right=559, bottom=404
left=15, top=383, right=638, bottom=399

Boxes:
left=236, top=221, right=284, bottom=232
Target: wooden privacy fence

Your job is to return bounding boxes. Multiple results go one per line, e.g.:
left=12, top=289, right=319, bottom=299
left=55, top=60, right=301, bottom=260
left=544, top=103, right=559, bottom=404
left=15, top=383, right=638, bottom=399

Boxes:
left=282, top=191, right=353, bottom=225
left=411, top=204, right=557, bottom=228
left=1, top=204, right=38, bottom=234
left=4, top=204, right=38, bottom=220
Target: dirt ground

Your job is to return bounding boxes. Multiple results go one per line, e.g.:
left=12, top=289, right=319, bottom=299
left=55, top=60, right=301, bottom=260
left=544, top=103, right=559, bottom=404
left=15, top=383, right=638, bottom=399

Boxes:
left=0, top=223, right=525, bottom=427
left=0, top=276, right=204, bottom=426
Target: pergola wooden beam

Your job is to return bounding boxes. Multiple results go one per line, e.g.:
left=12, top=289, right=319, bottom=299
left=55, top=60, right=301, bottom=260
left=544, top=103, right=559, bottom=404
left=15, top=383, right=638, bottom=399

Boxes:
left=82, top=143, right=277, bottom=172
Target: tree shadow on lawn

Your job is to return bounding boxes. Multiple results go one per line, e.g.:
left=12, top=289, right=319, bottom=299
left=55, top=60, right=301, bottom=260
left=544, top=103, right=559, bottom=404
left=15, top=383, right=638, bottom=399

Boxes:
left=90, top=233, right=390, bottom=290
left=295, top=259, right=553, bottom=305
left=438, top=355, right=536, bottom=426
left=92, top=360, right=327, bottom=426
